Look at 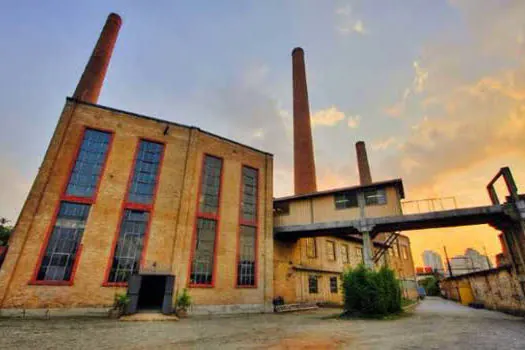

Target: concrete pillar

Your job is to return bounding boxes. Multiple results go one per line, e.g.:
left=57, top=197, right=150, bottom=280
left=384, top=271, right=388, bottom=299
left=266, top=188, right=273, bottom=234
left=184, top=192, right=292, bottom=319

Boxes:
left=73, top=13, right=122, bottom=103
left=356, top=141, right=372, bottom=185
left=292, top=47, right=317, bottom=195
left=362, top=231, right=374, bottom=268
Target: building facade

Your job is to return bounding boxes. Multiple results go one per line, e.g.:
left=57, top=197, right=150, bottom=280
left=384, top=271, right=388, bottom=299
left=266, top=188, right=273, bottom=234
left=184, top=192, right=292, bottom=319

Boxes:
left=0, top=99, right=274, bottom=314
left=0, top=13, right=419, bottom=315
left=273, top=180, right=418, bottom=304
left=423, top=250, right=445, bottom=274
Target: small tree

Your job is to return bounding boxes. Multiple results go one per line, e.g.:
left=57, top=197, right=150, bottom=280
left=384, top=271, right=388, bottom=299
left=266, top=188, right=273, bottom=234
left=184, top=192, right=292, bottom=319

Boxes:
left=0, top=218, right=12, bottom=246
left=343, top=265, right=401, bottom=317
left=420, top=276, right=440, bottom=296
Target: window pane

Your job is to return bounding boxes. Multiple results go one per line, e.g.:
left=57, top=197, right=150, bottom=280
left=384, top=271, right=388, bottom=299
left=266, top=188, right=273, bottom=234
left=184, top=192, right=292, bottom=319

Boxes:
left=308, top=275, right=318, bottom=294
left=241, top=167, right=258, bottom=222
left=356, top=247, right=363, bottom=262
left=199, top=156, right=223, bottom=215
left=37, top=202, right=90, bottom=281
left=237, top=225, right=256, bottom=286
left=66, top=129, right=111, bottom=198
left=326, top=241, right=336, bottom=261
left=341, top=245, right=349, bottom=264
left=128, top=141, right=164, bottom=204
left=108, top=210, right=149, bottom=283
left=334, top=191, right=358, bottom=209
left=330, top=277, right=338, bottom=293
left=190, top=218, right=217, bottom=285
left=364, top=189, right=387, bottom=206
left=306, top=238, right=317, bottom=258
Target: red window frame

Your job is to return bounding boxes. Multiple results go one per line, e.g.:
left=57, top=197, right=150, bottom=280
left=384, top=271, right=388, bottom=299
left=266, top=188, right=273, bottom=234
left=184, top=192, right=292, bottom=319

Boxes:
left=30, top=126, right=115, bottom=286
left=235, top=165, right=259, bottom=288
left=103, top=137, right=166, bottom=287
left=187, top=153, right=224, bottom=288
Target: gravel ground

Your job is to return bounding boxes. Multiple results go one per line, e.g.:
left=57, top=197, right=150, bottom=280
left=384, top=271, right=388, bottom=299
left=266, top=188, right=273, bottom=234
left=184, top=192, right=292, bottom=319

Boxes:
left=1, top=297, right=524, bottom=349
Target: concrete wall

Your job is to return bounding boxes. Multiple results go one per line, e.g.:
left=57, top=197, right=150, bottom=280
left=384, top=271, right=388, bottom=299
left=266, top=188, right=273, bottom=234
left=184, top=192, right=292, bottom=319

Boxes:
left=0, top=100, right=274, bottom=312
left=440, top=266, right=525, bottom=316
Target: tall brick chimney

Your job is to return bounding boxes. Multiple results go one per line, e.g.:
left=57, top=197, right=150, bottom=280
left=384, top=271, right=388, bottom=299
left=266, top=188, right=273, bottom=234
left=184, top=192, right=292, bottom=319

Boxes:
left=73, top=13, right=122, bottom=103
left=356, top=141, right=372, bottom=185
left=292, top=47, right=317, bottom=195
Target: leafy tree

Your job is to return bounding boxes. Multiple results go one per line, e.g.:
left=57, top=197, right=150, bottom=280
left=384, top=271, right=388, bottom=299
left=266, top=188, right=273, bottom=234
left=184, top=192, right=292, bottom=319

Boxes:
left=419, top=276, right=440, bottom=296
left=0, top=218, right=13, bottom=246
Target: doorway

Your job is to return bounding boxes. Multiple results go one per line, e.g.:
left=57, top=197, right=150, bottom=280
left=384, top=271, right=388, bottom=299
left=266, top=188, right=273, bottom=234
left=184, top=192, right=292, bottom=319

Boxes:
left=137, top=275, right=167, bottom=311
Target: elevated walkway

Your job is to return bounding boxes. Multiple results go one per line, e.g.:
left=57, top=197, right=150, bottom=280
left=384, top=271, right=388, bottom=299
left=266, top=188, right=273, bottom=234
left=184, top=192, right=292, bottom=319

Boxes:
left=274, top=204, right=518, bottom=239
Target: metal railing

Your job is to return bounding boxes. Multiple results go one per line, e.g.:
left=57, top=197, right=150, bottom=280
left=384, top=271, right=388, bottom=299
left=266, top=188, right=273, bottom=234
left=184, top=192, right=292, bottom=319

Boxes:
left=401, top=197, right=457, bottom=214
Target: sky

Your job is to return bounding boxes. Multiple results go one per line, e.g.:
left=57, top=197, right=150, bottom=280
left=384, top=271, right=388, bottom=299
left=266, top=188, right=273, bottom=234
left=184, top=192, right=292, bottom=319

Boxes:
left=1, top=0, right=525, bottom=266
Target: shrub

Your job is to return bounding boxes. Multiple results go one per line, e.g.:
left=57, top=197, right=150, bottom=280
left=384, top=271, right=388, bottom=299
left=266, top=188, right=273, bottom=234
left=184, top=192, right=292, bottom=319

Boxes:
left=113, top=293, right=130, bottom=311
left=343, top=265, right=401, bottom=317
left=176, top=288, right=192, bottom=310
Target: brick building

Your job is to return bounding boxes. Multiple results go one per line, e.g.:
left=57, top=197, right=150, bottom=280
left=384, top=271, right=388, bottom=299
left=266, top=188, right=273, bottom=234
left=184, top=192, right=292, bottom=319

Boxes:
left=0, top=13, right=417, bottom=315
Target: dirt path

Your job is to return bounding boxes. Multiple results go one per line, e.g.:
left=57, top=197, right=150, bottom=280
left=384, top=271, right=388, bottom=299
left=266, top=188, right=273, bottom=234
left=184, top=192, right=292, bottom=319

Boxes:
left=1, top=298, right=524, bottom=349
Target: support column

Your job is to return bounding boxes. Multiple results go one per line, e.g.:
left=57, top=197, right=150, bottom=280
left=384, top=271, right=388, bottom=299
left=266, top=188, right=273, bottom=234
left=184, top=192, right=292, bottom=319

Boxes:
left=362, top=231, right=374, bottom=268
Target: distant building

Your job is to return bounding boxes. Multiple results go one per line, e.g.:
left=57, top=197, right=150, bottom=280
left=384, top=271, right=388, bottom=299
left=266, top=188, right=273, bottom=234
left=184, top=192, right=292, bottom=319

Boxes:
left=449, top=248, right=492, bottom=276
left=422, top=250, right=444, bottom=274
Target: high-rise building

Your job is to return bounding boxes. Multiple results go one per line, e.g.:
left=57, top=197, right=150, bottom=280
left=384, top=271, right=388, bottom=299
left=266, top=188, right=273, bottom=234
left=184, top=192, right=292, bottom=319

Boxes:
left=422, top=250, right=444, bottom=274
left=449, top=248, right=492, bottom=276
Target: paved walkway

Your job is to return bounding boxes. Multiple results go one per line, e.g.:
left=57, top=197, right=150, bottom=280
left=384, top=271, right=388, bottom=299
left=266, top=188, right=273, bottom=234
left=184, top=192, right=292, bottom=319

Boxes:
left=0, top=297, right=524, bottom=349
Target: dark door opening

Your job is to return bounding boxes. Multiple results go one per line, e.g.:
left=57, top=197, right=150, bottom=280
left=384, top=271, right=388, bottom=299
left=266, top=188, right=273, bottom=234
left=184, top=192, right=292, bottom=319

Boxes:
left=137, top=275, right=166, bottom=311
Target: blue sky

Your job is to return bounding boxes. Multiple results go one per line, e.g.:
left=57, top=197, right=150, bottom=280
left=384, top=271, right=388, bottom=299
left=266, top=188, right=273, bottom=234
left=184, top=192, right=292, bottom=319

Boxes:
left=1, top=1, right=525, bottom=264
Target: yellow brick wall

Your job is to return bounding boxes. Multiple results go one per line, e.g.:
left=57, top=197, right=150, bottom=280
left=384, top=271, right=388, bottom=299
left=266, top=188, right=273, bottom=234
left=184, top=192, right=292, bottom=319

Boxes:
left=0, top=100, right=274, bottom=310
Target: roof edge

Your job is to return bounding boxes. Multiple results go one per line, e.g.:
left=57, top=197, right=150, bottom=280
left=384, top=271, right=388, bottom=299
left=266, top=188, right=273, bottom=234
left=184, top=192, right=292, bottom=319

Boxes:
left=66, top=97, right=274, bottom=157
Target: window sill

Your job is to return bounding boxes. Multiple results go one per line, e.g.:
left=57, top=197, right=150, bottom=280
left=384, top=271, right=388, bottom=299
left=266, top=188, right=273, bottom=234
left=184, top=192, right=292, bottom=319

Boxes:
left=28, top=280, right=73, bottom=286
left=188, top=283, right=214, bottom=288
left=102, top=282, right=128, bottom=288
left=236, top=285, right=257, bottom=289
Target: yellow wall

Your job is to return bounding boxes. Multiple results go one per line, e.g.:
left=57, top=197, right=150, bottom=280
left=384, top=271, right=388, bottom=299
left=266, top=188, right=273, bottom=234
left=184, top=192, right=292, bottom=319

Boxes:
left=0, top=100, right=274, bottom=311
left=274, top=185, right=402, bottom=227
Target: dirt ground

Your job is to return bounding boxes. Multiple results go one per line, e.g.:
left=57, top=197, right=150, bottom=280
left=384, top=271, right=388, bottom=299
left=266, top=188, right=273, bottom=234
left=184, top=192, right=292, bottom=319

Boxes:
left=1, top=297, right=524, bottom=349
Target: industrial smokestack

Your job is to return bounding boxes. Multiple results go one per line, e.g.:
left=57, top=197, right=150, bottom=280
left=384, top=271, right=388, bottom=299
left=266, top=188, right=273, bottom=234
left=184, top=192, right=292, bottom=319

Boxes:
left=292, top=47, right=317, bottom=195
left=73, top=13, right=122, bottom=103
left=356, top=141, right=372, bottom=185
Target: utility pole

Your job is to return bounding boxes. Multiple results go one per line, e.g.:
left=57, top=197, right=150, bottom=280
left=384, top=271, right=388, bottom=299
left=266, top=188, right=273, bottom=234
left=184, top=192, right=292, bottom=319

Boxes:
left=444, top=246, right=453, bottom=277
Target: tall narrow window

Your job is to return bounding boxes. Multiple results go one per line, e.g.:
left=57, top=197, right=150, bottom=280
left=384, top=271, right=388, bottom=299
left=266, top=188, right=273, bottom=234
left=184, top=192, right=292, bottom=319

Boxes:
left=306, top=238, right=317, bottom=258
left=191, top=219, right=217, bottom=285
left=308, top=275, right=319, bottom=294
left=356, top=247, right=363, bottom=263
left=330, top=276, right=338, bottom=293
left=127, top=141, right=164, bottom=204
left=341, top=244, right=349, bottom=264
left=34, top=128, right=113, bottom=284
left=237, top=166, right=258, bottom=287
left=105, top=139, right=164, bottom=285
left=108, top=210, right=149, bottom=283
left=37, top=202, right=90, bottom=281
left=66, top=129, right=112, bottom=198
left=326, top=240, right=336, bottom=261
left=190, top=155, right=223, bottom=286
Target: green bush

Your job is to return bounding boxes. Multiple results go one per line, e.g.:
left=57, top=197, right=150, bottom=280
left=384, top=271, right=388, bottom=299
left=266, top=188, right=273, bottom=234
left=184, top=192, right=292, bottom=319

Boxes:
left=343, top=265, right=401, bottom=317
left=420, top=276, right=440, bottom=296
left=176, top=288, right=192, bottom=311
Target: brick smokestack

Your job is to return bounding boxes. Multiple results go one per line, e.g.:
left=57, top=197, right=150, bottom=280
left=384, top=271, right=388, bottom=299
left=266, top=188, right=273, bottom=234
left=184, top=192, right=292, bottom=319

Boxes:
left=73, top=13, right=122, bottom=103
left=356, top=141, right=372, bottom=185
left=292, top=47, right=317, bottom=195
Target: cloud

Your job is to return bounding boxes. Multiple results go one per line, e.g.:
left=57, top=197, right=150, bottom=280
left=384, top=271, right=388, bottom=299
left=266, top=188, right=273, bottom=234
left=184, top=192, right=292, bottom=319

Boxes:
left=311, top=106, right=346, bottom=126
left=335, top=4, right=367, bottom=35
left=311, top=107, right=361, bottom=129
left=379, top=1, right=525, bottom=196
left=371, top=137, right=398, bottom=151
left=347, top=115, right=361, bottom=128
left=384, top=61, right=428, bottom=117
